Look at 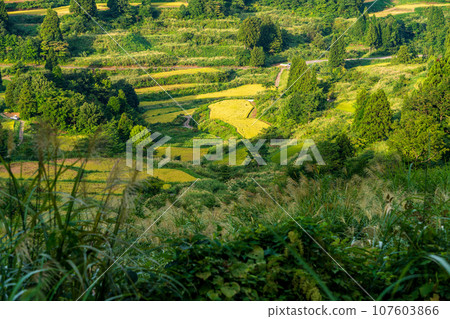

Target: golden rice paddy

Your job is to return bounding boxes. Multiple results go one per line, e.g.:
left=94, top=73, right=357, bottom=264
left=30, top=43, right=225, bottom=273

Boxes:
left=140, top=84, right=267, bottom=107
left=208, top=99, right=270, bottom=139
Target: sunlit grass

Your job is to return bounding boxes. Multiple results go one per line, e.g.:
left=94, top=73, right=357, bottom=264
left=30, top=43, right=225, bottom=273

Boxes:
left=373, top=3, right=450, bottom=17
left=144, top=108, right=197, bottom=123
left=208, top=99, right=270, bottom=138
left=136, top=83, right=198, bottom=94
left=140, top=84, right=267, bottom=107
left=155, top=146, right=208, bottom=162
left=8, top=2, right=188, bottom=16
left=336, top=101, right=355, bottom=113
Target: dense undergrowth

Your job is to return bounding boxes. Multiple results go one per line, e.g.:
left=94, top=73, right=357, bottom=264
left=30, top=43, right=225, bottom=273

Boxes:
left=0, top=128, right=448, bottom=300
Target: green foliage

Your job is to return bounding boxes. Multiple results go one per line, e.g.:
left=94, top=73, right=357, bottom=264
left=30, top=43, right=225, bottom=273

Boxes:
left=44, top=48, right=58, bottom=70
left=328, top=35, right=346, bottom=69
left=238, top=16, right=261, bottom=50
left=391, top=57, right=450, bottom=162
left=366, top=22, right=381, bottom=50
left=70, top=0, right=97, bottom=18
left=379, top=15, right=406, bottom=53
left=238, top=16, right=282, bottom=55
left=258, top=0, right=363, bottom=18
left=249, top=46, right=265, bottom=67
left=395, top=45, right=417, bottom=64
left=76, top=102, right=103, bottom=133
left=130, top=124, right=150, bottom=145
left=0, top=121, right=7, bottom=157
left=17, top=81, right=38, bottom=119
left=0, top=0, right=8, bottom=35
left=185, top=0, right=236, bottom=19
left=287, top=57, right=318, bottom=94
left=353, top=89, right=392, bottom=144
left=107, top=0, right=130, bottom=16
left=40, top=9, right=63, bottom=42
left=389, top=111, right=446, bottom=163
left=426, top=6, right=448, bottom=54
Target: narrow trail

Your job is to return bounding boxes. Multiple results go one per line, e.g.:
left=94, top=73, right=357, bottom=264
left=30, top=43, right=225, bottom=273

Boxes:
left=18, top=121, right=24, bottom=146
left=182, top=116, right=193, bottom=129
left=274, top=68, right=285, bottom=88
left=0, top=113, right=24, bottom=146
left=0, top=55, right=398, bottom=73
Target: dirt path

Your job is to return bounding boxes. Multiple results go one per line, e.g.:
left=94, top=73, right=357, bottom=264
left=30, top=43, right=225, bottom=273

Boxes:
left=18, top=121, right=24, bottom=146
left=274, top=68, right=285, bottom=88
left=182, top=116, right=193, bottom=129
left=0, top=55, right=400, bottom=73
left=0, top=63, right=251, bottom=71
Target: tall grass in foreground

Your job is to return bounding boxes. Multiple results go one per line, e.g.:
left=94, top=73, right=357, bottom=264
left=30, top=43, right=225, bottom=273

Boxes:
left=0, top=125, right=175, bottom=300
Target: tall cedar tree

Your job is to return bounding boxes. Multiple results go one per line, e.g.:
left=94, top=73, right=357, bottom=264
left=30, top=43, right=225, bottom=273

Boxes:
left=0, top=0, right=9, bottom=34
left=238, top=16, right=261, bottom=49
left=258, top=17, right=283, bottom=54
left=287, top=57, right=318, bottom=94
left=107, top=0, right=130, bottom=16
left=17, top=81, right=38, bottom=120
left=354, top=89, right=392, bottom=144
left=389, top=111, right=446, bottom=163
left=366, top=22, right=381, bottom=50
left=250, top=47, right=265, bottom=67
left=426, top=6, right=447, bottom=53
left=40, top=9, right=63, bottom=42
left=283, top=57, right=323, bottom=124
left=70, top=0, right=98, bottom=17
left=328, top=35, right=346, bottom=68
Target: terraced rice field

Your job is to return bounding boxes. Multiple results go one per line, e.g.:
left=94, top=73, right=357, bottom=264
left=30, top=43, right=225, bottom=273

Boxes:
left=136, top=84, right=198, bottom=94
left=0, top=158, right=198, bottom=196
left=7, top=2, right=188, bottom=16
left=140, top=84, right=267, bottom=107
left=373, top=2, right=450, bottom=17
left=155, top=147, right=209, bottom=162
left=208, top=99, right=270, bottom=139
left=144, top=107, right=197, bottom=123
left=149, top=67, right=219, bottom=79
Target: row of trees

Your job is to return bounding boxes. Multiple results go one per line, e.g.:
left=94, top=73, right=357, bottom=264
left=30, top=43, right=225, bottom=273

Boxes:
left=0, top=7, right=69, bottom=65
left=280, top=57, right=325, bottom=124
left=351, top=56, right=449, bottom=162
left=237, top=16, right=283, bottom=66
left=258, top=0, right=364, bottom=18
left=0, top=0, right=9, bottom=35
left=5, top=68, right=142, bottom=154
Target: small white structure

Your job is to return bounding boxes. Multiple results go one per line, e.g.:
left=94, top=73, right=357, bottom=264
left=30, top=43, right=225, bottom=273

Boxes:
left=11, top=115, right=20, bottom=120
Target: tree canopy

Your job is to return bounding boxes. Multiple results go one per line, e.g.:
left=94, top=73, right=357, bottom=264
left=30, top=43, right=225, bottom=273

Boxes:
left=70, top=0, right=98, bottom=18
left=353, top=89, right=392, bottom=144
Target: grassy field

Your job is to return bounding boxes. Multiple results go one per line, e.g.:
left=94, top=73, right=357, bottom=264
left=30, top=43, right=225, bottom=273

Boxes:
left=208, top=99, right=270, bottom=138
left=136, top=83, right=198, bottom=94
left=140, top=84, right=267, bottom=107
left=7, top=2, right=188, bottom=16
left=373, top=2, right=450, bottom=17
left=335, top=101, right=356, bottom=113
left=155, top=146, right=209, bottom=162
left=144, top=107, right=197, bottom=123
left=0, top=159, right=198, bottom=191
left=149, top=68, right=219, bottom=79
